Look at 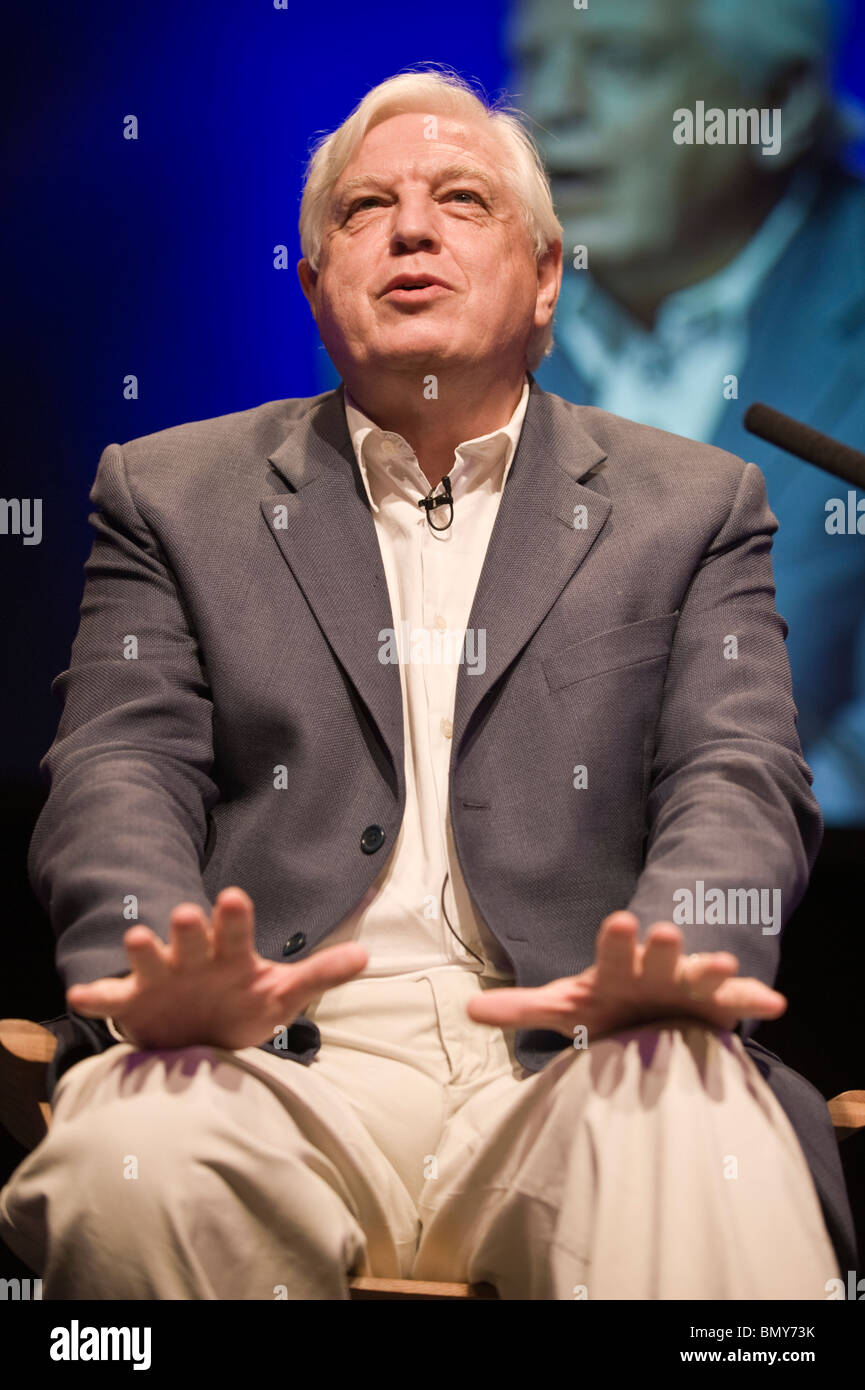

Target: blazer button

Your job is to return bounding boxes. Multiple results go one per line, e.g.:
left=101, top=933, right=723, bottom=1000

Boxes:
left=282, top=932, right=306, bottom=957
left=360, top=824, right=386, bottom=854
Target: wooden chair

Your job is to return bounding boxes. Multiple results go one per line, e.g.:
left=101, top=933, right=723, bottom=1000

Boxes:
left=2, top=1018, right=862, bottom=1301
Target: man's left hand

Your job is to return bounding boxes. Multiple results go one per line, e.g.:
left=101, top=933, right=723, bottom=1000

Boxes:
left=466, top=911, right=786, bottom=1041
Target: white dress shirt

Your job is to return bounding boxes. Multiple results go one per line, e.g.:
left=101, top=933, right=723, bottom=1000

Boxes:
left=306, top=378, right=531, bottom=982
left=555, top=173, right=817, bottom=443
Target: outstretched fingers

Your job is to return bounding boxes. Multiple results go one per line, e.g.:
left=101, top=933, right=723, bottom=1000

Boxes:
left=168, top=903, right=213, bottom=970
left=677, top=951, right=739, bottom=999
left=641, top=923, right=684, bottom=989
left=275, top=942, right=369, bottom=1010
left=124, top=924, right=170, bottom=982
left=67, top=974, right=138, bottom=1017
left=66, top=922, right=169, bottom=1018
left=713, top=975, right=787, bottom=1021
left=211, top=887, right=255, bottom=962
left=595, top=911, right=640, bottom=987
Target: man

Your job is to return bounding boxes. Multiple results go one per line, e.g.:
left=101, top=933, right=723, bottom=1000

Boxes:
left=0, top=68, right=855, bottom=1299
left=509, top=0, right=865, bottom=825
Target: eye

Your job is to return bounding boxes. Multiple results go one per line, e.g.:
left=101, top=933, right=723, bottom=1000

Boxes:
left=346, top=195, right=385, bottom=218
left=589, top=40, right=660, bottom=76
left=443, top=189, right=484, bottom=205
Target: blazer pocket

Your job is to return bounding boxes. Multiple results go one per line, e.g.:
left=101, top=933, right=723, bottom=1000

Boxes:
left=543, top=612, right=679, bottom=693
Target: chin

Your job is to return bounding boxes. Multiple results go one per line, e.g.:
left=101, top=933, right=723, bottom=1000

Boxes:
left=375, top=334, right=462, bottom=365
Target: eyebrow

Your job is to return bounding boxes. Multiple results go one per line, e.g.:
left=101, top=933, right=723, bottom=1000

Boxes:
left=333, top=162, right=498, bottom=210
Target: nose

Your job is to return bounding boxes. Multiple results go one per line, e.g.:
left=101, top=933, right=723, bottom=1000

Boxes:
left=389, top=189, right=442, bottom=256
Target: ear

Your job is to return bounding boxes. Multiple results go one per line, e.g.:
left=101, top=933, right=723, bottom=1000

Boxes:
left=535, top=238, right=562, bottom=331
left=297, top=258, right=319, bottom=314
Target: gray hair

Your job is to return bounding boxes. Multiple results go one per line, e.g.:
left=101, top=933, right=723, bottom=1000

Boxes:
left=298, top=65, right=563, bottom=371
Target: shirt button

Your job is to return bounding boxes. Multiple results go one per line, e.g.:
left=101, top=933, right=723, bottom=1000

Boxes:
left=434, top=614, right=447, bottom=631
left=440, top=717, right=453, bottom=739
left=360, top=824, right=386, bottom=854
left=282, top=932, right=306, bottom=957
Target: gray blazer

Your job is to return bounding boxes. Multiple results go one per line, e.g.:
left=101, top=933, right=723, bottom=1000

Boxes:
left=29, top=377, right=856, bottom=1268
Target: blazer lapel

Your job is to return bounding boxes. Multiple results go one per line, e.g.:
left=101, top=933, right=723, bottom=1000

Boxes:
left=262, top=385, right=405, bottom=786
left=452, top=380, right=611, bottom=754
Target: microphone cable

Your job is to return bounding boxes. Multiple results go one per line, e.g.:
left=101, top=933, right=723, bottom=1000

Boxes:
left=439, top=870, right=484, bottom=965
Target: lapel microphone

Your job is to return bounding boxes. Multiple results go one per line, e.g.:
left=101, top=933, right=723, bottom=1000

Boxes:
left=417, top=474, right=454, bottom=531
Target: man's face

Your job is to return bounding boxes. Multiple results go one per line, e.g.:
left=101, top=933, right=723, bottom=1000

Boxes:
left=298, top=111, right=560, bottom=383
left=509, top=0, right=765, bottom=267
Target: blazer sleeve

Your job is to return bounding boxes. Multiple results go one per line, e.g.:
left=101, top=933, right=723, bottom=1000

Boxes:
left=28, top=443, right=220, bottom=988
left=625, top=459, right=823, bottom=1003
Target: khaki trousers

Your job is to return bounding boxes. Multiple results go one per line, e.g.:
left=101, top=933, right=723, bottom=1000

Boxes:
left=0, top=969, right=839, bottom=1299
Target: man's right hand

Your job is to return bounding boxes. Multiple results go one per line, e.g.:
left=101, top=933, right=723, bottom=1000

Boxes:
left=65, top=886, right=368, bottom=1051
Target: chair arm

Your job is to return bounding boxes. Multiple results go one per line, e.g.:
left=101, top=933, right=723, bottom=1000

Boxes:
left=0, top=1019, right=57, bottom=1152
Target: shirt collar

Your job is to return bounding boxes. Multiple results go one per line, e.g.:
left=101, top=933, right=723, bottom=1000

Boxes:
left=343, top=377, right=530, bottom=514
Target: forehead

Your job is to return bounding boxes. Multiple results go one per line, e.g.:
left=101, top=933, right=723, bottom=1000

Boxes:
left=334, top=111, right=507, bottom=192
left=512, top=0, right=691, bottom=47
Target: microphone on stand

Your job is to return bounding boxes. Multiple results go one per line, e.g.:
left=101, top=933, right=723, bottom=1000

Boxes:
left=417, top=474, right=454, bottom=531
left=743, top=403, right=865, bottom=490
